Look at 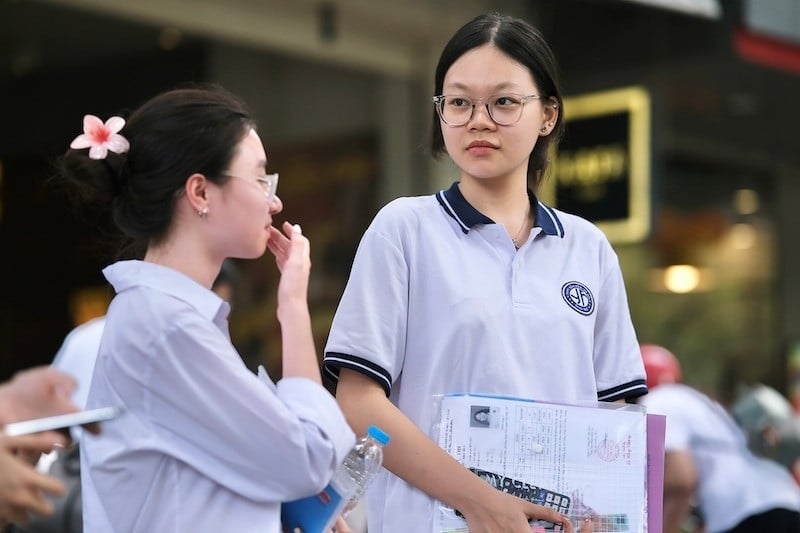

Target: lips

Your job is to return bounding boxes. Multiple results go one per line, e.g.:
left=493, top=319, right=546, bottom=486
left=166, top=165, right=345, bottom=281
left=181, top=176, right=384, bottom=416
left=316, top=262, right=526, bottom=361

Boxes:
left=468, top=140, right=497, bottom=149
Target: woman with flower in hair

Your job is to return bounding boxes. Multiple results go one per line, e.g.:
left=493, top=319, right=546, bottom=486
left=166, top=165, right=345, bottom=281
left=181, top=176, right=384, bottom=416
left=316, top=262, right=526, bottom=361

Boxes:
left=57, top=85, right=355, bottom=532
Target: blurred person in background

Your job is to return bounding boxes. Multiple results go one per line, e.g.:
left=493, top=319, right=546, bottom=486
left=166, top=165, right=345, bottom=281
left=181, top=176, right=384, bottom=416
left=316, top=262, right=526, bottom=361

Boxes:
left=639, top=343, right=800, bottom=533
left=731, top=382, right=800, bottom=485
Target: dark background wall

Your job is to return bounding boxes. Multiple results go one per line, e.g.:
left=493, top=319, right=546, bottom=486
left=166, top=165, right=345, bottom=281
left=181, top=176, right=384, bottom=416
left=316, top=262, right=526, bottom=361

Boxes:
left=0, top=37, right=207, bottom=379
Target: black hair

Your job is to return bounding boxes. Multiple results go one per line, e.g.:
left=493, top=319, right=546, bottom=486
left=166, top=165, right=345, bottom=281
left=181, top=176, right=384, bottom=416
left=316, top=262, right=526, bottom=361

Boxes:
left=57, top=84, right=256, bottom=249
left=430, top=13, right=564, bottom=191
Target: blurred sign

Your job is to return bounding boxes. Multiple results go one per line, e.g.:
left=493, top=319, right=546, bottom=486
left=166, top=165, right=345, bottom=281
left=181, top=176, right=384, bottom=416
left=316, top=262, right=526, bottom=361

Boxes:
left=546, top=86, right=651, bottom=244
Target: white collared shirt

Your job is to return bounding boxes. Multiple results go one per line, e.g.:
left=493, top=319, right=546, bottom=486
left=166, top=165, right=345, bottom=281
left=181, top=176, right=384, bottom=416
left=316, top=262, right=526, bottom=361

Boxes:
left=81, top=260, right=354, bottom=532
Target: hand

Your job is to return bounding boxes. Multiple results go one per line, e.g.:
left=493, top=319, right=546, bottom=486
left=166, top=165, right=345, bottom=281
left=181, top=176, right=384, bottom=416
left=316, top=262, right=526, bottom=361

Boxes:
left=266, top=221, right=312, bottom=310
left=330, top=515, right=352, bottom=532
left=461, top=489, right=575, bottom=533
left=0, top=367, right=78, bottom=424
left=0, top=433, right=68, bottom=525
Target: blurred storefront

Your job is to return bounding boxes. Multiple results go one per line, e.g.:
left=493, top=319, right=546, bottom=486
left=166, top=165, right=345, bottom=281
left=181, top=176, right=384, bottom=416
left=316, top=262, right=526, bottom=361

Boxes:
left=1, top=0, right=798, bottom=402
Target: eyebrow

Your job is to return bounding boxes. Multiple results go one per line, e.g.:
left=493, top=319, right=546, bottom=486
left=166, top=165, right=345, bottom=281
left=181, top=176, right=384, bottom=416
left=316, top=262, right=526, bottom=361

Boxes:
left=444, top=82, right=529, bottom=93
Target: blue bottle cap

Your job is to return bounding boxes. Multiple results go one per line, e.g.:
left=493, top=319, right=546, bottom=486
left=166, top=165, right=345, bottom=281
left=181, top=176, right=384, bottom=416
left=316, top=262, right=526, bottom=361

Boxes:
left=366, top=425, right=390, bottom=446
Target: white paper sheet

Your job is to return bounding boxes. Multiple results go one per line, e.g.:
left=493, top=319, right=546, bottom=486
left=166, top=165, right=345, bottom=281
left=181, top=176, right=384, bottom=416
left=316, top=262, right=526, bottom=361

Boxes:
left=433, top=394, right=647, bottom=533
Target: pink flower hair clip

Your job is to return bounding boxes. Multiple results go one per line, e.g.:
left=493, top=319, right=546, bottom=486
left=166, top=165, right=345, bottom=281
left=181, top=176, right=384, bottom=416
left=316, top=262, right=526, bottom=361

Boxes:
left=70, top=114, right=130, bottom=160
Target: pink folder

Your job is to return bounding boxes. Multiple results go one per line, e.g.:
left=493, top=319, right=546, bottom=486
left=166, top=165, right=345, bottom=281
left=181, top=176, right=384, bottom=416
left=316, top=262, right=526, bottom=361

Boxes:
left=646, top=414, right=666, bottom=533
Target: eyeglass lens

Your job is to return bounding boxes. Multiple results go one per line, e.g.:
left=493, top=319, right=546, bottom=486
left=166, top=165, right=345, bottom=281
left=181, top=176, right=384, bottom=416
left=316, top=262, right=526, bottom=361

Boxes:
left=260, top=173, right=279, bottom=200
left=435, top=95, right=536, bottom=126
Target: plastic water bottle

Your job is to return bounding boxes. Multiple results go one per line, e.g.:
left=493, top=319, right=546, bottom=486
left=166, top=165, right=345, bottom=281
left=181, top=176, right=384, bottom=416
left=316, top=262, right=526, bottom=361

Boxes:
left=337, top=424, right=391, bottom=516
left=280, top=425, right=390, bottom=533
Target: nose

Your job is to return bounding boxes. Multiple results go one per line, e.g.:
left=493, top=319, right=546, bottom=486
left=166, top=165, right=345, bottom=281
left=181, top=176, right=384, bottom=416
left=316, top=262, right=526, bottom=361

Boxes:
left=468, top=101, right=495, bottom=128
left=269, top=194, right=283, bottom=215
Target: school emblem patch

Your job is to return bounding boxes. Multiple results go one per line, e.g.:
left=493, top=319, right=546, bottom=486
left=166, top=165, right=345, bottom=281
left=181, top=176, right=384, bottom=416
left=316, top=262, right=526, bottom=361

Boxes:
left=561, top=281, right=594, bottom=316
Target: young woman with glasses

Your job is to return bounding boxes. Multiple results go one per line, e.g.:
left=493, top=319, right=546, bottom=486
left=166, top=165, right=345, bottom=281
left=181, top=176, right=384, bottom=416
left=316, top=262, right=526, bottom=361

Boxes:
left=57, top=85, right=355, bottom=532
left=323, top=13, right=646, bottom=533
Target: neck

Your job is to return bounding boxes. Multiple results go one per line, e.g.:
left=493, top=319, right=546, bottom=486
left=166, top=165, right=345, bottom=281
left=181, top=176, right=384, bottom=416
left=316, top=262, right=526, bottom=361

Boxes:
left=511, top=203, right=531, bottom=249
left=144, top=238, right=220, bottom=290
left=458, top=178, right=530, bottom=218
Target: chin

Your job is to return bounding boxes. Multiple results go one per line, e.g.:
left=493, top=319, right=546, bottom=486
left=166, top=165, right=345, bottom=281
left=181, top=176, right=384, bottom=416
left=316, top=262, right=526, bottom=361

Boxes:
left=234, top=244, right=267, bottom=260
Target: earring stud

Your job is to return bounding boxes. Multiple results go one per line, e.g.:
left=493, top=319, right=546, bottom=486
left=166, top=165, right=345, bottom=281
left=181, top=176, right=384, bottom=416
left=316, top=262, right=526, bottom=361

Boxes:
left=540, top=125, right=548, bottom=133
left=198, top=207, right=208, bottom=217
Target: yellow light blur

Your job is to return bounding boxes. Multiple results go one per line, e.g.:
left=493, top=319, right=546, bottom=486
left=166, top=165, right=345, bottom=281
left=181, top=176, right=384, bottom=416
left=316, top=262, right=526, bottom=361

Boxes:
left=729, top=222, right=756, bottom=249
left=734, top=188, right=759, bottom=215
left=663, top=264, right=701, bottom=294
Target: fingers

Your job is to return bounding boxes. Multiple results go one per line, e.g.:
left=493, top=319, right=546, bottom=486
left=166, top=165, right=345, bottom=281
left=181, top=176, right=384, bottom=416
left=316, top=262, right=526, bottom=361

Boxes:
left=331, top=515, right=352, bottom=533
left=280, top=221, right=310, bottom=259
left=0, top=366, right=80, bottom=424
left=10, top=472, right=62, bottom=518
left=1, top=504, right=31, bottom=525
left=2, top=433, right=67, bottom=454
left=27, top=469, right=66, bottom=499
left=266, top=222, right=304, bottom=255
left=579, top=518, right=593, bottom=533
left=17, top=366, right=77, bottom=397
left=48, top=368, right=78, bottom=399
left=0, top=450, right=65, bottom=524
left=525, top=504, right=573, bottom=533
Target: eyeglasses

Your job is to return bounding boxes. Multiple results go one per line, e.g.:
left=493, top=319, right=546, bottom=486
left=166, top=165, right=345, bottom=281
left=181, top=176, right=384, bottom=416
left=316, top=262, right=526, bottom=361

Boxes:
left=432, top=94, right=545, bottom=126
left=222, top=172, right=279, bottom=202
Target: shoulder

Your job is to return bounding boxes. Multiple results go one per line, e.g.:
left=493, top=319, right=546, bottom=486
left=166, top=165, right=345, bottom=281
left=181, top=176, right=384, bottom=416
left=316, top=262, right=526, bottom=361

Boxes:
left=541, top=205, right=620, bottom=267
left=547, top=206, right=611, bottom=244
left=64, top=316, right=107, bottom=343
left=53, top=316, right=107, bottom=365
left=374, top=194, right=438, bottom=222
left=365, top=193, right=441, bottom=238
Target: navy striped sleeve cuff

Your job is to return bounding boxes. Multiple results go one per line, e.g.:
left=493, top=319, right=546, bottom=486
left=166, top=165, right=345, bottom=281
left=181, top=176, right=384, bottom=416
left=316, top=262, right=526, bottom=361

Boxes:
left=598, top=379, right=648, bottom=402
left=323, top=353, right=393, bottom=397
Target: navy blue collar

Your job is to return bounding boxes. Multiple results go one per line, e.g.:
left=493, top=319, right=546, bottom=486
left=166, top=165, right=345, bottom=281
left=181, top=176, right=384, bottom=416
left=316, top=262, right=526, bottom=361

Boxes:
left=436, top=181, right=565, bottom=238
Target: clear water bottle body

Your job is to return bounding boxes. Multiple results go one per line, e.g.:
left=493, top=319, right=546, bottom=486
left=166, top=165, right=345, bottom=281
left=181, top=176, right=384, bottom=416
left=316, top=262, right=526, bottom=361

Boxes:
left=340, top=425, right=390, bottom=516
left=280, top=425, right=389, bottom=533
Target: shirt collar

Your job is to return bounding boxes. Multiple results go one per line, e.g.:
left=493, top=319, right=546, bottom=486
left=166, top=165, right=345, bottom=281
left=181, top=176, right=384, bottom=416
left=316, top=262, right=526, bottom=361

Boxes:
left=436, top=181, right=565, bottom=238
left=102, top=260, right=229, bottom=321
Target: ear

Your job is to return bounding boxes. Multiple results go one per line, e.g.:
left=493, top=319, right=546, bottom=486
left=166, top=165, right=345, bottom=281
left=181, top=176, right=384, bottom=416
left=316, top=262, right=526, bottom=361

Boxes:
left=185, top=173, right=208, bottom=213
left=540, top=97, right=560, bottom=135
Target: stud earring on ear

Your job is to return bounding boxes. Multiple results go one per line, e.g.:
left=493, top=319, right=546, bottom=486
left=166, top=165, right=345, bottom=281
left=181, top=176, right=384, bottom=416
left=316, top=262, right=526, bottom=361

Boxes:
left=540, top=125, right=548, bottom=133
left=198, top=207, right=208, bottom=217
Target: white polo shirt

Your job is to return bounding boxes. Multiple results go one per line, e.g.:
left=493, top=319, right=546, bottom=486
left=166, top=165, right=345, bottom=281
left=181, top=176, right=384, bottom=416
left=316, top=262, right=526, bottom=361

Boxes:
left=323, top=182, right=646, bottom=533
left=82, top=260, right=355, bottom=532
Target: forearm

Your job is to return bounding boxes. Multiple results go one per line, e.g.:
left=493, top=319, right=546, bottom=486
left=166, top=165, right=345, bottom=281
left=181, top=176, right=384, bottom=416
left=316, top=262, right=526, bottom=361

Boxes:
left=277, top=300, right=322, bottom=384
left=336, top=370, right=494, bottom=513
left=662, top=451, right=697, bottom=533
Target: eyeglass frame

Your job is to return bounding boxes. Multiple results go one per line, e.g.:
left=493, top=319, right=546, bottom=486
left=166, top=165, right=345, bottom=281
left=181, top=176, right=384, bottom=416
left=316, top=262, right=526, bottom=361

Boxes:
left=220, top=172, right=279, bottom=202
left=432, top=93, right=549, bottom=126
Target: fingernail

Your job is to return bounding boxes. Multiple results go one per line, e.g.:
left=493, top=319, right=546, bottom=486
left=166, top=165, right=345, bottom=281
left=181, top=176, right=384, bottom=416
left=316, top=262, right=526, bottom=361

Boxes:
left=292, top=224, right=302, bottom=235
